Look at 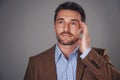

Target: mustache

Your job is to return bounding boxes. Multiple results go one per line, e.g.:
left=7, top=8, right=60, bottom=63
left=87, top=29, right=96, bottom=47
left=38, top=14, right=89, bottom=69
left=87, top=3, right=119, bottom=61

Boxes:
left=60, top=32, right=73, bottom=36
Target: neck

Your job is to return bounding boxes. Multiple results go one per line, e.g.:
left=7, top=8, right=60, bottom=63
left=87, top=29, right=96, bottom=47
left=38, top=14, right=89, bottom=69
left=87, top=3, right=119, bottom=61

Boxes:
left=58, top=41, right=79, bottom=58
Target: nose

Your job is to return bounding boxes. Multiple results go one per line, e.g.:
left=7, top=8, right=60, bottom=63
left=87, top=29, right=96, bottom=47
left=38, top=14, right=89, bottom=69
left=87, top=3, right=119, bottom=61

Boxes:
left=64, top=23, right=70, bottom=32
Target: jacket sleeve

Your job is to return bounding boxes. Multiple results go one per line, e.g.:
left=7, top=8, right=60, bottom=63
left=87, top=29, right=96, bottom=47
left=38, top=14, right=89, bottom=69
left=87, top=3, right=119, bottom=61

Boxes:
left=24, top=57, right=34, bottom=80
left=81, top=48, right=120, bottom=80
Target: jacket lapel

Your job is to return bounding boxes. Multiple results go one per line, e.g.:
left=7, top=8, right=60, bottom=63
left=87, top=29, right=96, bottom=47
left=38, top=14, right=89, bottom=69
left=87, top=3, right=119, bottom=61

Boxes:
left=45, top=46, right=86, bottom=80
left=76, top=50, right=86, bottom=80
left=44, top=45, right=57, bottom=80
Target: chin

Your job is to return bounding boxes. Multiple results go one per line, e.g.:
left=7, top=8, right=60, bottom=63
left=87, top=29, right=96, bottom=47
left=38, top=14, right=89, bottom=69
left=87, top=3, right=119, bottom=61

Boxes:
left=57, top=35, right=79, bottom=45
left=59, top=40, right=77, bottom=45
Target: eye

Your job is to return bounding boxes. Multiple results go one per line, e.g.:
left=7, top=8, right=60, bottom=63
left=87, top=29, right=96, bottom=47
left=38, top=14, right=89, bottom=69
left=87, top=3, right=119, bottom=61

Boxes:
left=70, top=21, right=78, bottom=26
left=71, top=22, right=76, bottom=25
left=58, top=20, right=64, bottom=24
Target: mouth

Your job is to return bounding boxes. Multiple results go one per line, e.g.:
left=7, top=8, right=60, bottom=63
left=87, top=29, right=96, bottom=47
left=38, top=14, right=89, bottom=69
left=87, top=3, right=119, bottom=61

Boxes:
left=62, top=33, right=71, bottom=36
left=61, top=33, right=73, bottom=37
left=60, top=32, right=73, bottom=37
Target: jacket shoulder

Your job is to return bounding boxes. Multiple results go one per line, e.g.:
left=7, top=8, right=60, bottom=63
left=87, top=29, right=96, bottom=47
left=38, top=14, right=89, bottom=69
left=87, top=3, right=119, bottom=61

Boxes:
left=29, top=45, right=55, bottom=62
left=93, top=47, right=111, bottom=63
left=93, top=47, right=106, bottom=56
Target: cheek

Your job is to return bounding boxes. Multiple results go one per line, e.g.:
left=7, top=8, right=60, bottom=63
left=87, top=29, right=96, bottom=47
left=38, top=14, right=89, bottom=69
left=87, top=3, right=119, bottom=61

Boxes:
left=54, top=26, right=63, bottom=34
left=71, top=28, right=79, bottom=34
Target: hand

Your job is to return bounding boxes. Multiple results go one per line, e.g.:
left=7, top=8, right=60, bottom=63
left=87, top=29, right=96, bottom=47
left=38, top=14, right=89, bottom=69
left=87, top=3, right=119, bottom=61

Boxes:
left=78, top=22, right=90, bottom=53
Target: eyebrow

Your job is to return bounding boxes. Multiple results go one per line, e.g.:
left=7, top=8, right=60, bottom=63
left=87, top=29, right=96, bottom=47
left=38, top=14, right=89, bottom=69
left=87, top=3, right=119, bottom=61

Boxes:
left=56, top=18, right=64, bottom=21
left=70, top=19, right=80, bottom=23
left=56, top=18, right=80, bottom=22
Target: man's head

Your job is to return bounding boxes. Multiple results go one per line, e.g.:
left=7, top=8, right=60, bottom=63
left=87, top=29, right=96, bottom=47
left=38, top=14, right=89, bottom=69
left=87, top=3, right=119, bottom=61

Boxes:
left=54, top=1, right=86, bottom=23
left=54, top=2, right=86, bottom=45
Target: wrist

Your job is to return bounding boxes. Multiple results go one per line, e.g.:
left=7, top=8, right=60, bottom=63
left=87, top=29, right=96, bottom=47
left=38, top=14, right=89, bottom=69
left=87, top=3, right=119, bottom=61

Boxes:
left=80, top=47, right=92, bottom=59
left=80, top=46, right=90, bottom=53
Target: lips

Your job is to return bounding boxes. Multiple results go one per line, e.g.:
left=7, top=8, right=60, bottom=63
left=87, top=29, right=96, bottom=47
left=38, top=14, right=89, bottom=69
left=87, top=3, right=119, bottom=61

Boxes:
left=60, top=34, right=74, bottom=39
left=60, top=32, right=73, bottom=36
left=61, top=33, right=72, bottom=36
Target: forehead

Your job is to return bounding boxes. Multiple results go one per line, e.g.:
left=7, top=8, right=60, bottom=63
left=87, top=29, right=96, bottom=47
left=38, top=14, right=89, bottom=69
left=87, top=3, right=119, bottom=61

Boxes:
left=56, top=9, right=81, bottom=20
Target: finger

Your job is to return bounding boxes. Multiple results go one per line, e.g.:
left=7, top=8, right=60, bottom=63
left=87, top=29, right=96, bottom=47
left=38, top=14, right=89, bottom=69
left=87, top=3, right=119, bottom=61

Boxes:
left=77, top=28, right=82, bottom=34
left=81, top=22, right=89, bottom=35
left=77, top=28, right=83, bottom=39
left=79, top=33, right=83, bottom=39
left=79, top=21, right=85, bottom=33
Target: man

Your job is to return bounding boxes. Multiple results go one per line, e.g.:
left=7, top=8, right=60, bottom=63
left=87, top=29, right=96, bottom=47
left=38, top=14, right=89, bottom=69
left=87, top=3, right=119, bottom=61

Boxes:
left=24, top=1, right=120, bottom=80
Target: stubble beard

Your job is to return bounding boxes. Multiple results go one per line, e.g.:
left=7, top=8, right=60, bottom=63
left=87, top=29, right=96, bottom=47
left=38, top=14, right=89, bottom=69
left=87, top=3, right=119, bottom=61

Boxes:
left=56, top=34, right=79, bottom=45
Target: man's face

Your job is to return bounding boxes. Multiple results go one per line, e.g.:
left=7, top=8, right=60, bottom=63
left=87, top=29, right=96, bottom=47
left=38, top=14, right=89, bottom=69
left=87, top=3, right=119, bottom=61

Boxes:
left=54, top=9, right=82, bottom=45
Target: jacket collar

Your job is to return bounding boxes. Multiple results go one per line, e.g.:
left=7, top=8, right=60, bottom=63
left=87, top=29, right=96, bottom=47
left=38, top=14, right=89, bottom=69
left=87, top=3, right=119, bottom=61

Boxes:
left=46, top=45, right=86, bottom=80
left=76, top=50, right=86, bottom=80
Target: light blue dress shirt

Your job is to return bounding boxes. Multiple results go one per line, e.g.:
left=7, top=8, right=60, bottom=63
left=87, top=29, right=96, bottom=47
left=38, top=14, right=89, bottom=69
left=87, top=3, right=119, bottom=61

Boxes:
left=55, top=44, right=91, bottom=80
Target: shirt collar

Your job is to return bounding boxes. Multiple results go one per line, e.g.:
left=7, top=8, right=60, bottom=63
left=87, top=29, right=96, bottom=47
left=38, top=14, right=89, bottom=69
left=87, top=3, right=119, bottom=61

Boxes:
left=55, top=44, right=79, bottom=63
left=55, top=44, right=62, bottom=63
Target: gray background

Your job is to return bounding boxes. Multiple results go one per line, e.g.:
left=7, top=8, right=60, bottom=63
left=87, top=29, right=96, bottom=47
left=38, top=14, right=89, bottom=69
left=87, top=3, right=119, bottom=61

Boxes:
left=0, top=0, right=120, bottom=80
